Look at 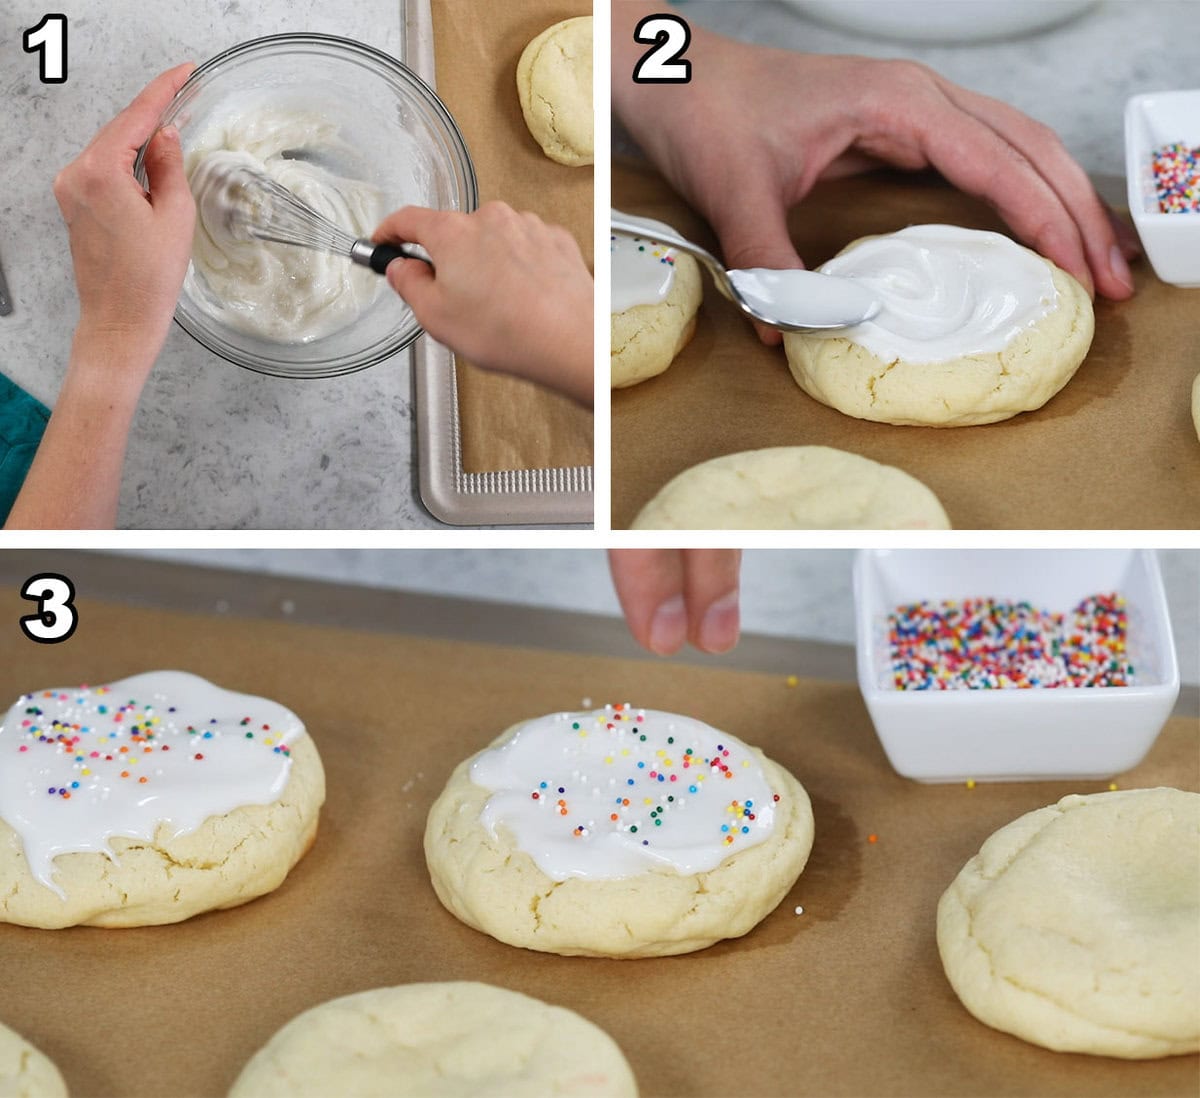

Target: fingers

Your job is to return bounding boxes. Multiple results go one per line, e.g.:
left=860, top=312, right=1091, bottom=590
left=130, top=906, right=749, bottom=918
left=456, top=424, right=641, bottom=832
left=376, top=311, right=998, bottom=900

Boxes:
left=705, top=179, right=804, bottom=347
left=608, top=549, right=742, bottom=656
left=142, top=126, right=194, bottom=221
left=908, top=96, right=1097, bottom=298
left=385, top=256, right=436, bottom=312
left=682, top=550, right=741, bottom=653
left=97, top=62, right=196, bottom=154
left=938, top=82, right=1135, bottom=299
left=610, top=549, right=687, bottom=655
left=372, top=205, right=457, bottom=250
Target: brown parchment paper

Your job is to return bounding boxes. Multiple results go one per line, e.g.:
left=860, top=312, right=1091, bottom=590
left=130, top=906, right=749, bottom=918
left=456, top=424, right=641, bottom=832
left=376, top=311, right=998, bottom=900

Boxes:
left=1, top=594, right=1197, bottom=1097
left=612, top=160, right=1200, bottom=529
left=431, top=0, right=594, bottom=473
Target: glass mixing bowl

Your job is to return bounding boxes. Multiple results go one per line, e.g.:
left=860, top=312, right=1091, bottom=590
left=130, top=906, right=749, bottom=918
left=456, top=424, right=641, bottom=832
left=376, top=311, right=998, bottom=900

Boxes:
left=135, top=33, right=478, bottom=379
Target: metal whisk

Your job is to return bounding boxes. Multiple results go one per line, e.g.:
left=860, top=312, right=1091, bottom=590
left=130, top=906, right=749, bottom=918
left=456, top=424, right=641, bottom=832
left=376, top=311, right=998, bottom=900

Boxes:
left=202, top=158, right=431, bottom=274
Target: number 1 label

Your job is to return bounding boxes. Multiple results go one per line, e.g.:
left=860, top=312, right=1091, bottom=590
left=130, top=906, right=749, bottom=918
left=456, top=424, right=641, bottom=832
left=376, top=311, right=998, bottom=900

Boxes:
left=23, top=14, right=68, bottom=85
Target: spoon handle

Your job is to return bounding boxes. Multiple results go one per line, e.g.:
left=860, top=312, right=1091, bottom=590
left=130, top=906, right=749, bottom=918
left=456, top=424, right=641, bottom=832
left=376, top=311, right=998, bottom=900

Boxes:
left=609, top=209, right=735, bottom=301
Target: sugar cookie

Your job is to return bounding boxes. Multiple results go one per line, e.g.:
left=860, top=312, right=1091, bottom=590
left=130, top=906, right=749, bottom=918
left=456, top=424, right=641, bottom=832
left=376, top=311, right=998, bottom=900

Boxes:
left=425, top=705, right=814, bottom=958
left=783, top=225, right=1094, bottom=426
left=0, top=671, right=324, bottom=928
left=937, top=787, right=1200, bottom=1058
left=0, top=1020, right=67, bottom=1097
left=516, top=17, right=593, bottom=167
left=228, top=982, right=638, bottom=1097
left=611, top=228, right=702, bottom=388
left=630, top=446, right=951, bottom=529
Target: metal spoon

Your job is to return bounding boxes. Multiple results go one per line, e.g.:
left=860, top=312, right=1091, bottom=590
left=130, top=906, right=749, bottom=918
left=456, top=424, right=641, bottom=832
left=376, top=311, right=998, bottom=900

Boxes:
left=611, top=209, right=881, bottom=332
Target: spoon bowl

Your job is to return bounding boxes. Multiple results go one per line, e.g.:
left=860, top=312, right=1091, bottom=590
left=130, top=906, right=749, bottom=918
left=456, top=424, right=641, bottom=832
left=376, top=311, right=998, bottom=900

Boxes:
left=611, top=209, right=881, bottom=332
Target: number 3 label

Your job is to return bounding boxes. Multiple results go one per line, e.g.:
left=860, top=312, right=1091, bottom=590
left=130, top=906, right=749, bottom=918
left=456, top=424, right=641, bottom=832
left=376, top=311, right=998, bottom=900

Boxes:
left=632, top=15, right=692, bottom=85
left=20, top=574, right=78, bottom=644
left=23, top=14, right=69, bottom=85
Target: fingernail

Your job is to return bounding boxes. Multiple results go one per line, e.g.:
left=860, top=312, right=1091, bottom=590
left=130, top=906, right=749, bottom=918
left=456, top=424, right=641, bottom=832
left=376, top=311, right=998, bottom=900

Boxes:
left=1109, top=244, right=1134, bottom=292
left=161, top=125, right=180, bottom=142
left=698, top=591, right=740, bottom=654
left=648, top=595, right=687, bottom=656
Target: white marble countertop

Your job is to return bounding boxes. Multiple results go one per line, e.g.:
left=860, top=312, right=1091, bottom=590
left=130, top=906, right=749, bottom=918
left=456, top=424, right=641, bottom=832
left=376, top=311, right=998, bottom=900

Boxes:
left=655, top=1, right=1200, bottom=179
left=104, top=548, right=1200, bottom=686
left=2, top=0, right=449, bottom=529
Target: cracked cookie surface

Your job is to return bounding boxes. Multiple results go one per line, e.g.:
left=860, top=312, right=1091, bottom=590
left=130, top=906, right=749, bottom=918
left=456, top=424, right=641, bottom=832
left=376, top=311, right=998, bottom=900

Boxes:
left=230, top=982, right=637, bottom=1097
left=630, top=445, right=950, bottom=529
left=782, top=235, right=1093, bottom=427
left=0, top=1021, right=67, bottom=1098
left=937, top=787, right=1200, bottom=1058
left=424, top=716, right=814, bottom=958
left=516, top=17, right=593, bottom=167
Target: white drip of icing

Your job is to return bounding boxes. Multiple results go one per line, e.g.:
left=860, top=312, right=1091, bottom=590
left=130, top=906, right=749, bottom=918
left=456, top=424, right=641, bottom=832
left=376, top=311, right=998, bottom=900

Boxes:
left=611, top=223, right=681, bottom=313
left=808, top=224, right=1059, bottom=363
left=0, top=671, right=305, bottom=898
left=470, top=706, right=778, bottom=881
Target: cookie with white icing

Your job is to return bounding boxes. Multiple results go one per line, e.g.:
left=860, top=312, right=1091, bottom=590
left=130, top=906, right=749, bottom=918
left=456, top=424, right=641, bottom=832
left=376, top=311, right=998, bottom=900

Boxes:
left=783, top=225, right=1094, bottom=427
left=229, top=982, right=638, bottom=1097
left=425, top=706, right=814, bottom=958
left=631, top=446, right=951, bottom=529
left=516, top=17, right=593, bottom=167
left=937, top=787, right=1200, bottom=1059
left=611, top=229, right=703, bottom=388
left=0, top=1020, right=67, bottom=1097
left=0, top=671, right=324, bottom=929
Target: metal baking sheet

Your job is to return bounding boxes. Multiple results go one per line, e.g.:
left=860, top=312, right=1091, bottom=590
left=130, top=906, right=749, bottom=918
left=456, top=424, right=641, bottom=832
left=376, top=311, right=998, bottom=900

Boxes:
left=406, top=0, right=594, bottom=527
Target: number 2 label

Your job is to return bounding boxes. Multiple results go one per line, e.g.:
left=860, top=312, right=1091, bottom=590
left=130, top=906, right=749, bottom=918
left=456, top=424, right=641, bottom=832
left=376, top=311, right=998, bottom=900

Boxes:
left=20, top=574, right=78, bottom=644
left=23, top=14, right=68, bottom=85
left=632, top=15, right=692, bottom=85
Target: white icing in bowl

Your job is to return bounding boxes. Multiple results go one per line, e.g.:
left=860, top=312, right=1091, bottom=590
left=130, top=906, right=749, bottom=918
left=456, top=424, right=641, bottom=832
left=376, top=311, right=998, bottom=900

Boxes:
left=470, top=706, right=779, bottom=881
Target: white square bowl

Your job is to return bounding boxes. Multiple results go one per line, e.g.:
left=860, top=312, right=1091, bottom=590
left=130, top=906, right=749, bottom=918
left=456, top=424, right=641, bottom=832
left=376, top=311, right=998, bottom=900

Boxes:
left=1124, top=89, right=1200, bottom=288
left=853, top=549, right=1180, bottom=783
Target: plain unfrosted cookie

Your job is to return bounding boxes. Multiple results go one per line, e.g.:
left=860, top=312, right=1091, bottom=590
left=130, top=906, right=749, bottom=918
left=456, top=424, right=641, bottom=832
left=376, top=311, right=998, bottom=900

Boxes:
left=228, top=982, right=638, bottom=1097
left=937, top=787, right=1200, bottom=1059
left=630, top=446, right=951, bottom=529
left=0, top=671, right=324, bottom=929
left=0, top=1021, right=67, bottom=1098
left=783, top=227, right=1094, bottom=427
left=425, top=707, right=814, bottom=958
left=516, top=17, right=593, bottom=167
left=611, top=250, right=702, bottom=388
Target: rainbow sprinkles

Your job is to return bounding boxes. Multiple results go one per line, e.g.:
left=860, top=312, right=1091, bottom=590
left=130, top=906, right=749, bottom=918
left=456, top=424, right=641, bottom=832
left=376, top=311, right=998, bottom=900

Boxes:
left=0, top=670, right=305, bottom=897
left=470, top=704, right=781, bottom=881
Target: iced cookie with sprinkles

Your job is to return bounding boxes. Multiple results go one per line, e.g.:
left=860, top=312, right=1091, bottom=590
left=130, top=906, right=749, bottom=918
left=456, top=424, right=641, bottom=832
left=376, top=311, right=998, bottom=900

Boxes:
left=611, top=225, right=703, bottom=389
left=424, top=705, right=814, bottom=958
left=0, top=671, right=324, bottom=928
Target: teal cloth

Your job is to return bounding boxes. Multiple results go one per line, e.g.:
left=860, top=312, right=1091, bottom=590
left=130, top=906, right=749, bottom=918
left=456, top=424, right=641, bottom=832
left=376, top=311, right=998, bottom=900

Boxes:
left=0, top=373, right=50, bottom=522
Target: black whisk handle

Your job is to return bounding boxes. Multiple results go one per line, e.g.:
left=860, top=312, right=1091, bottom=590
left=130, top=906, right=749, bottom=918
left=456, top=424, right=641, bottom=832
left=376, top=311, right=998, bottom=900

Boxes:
left=363, top=241, right=433, bottom=274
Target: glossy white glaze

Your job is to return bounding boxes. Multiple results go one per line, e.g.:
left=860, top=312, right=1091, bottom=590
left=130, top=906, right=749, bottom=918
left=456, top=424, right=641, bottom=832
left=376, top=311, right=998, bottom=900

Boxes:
left=0, top=671, right=305, bottom=898
left=611, top=223, right=680, bottom=313
left=470, top=706, right=779, bottom=880
left=810, top=224, right=1058, bottom=363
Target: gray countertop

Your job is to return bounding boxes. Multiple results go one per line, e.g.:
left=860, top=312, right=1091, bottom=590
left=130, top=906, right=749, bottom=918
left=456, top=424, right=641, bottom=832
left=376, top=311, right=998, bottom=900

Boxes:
left=2, top=0, right=447, bottom=529
left=669, top=0, right=1200, bottom=179
left=91, top=547, right=1200, bottom=688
